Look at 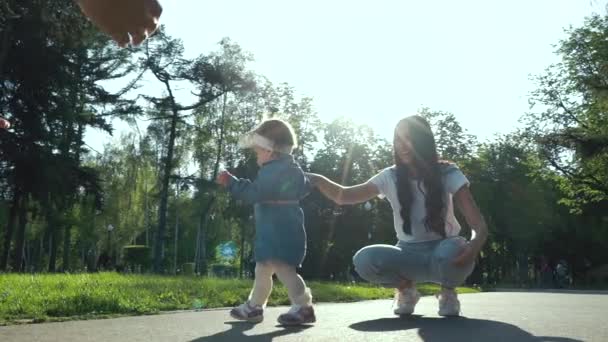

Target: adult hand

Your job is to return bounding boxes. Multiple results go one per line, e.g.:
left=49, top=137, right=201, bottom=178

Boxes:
left=452, top=186, right=488, bottom=267
left=77, top=0, right=162, bottom=47
left=452, top=243, right=480, bottom=267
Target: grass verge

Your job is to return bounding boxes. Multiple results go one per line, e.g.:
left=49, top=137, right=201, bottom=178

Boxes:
left=0, top=272, right=480, bottom=325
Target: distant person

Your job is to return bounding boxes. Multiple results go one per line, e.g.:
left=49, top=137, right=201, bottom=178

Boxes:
left=555, top=260, right=569, bottom=288
left=538, top=255, right=552, bottom=288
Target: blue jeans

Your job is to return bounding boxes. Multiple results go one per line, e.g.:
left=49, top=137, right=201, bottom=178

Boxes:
left=353, top=237, right=475, bottom=288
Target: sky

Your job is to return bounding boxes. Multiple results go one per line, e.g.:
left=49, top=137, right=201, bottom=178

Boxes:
left=84, top=0, right=606, bottom=153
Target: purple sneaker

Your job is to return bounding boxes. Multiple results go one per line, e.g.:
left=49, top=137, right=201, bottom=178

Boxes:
left=230, top=301, right=264, bottom=323
left=277, top=305, right=316, bottom=326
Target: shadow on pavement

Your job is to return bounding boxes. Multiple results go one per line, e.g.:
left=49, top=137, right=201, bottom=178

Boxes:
left=349, top=317, right=583, bottom=342
left=189, top=321, right=312, bottom=342
left=492, top=289, right=608, bottom=295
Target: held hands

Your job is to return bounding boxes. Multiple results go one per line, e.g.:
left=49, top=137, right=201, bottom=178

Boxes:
left=216, top=170, right=233, bottom=187
left=77, top=0, right=162, bottom=47
left=304, top=172, right=319, bottom=187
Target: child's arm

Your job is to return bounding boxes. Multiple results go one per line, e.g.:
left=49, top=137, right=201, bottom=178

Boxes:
left=76, top=0, right=162, bottom=46
left=217, top=170, right=271, bottom=204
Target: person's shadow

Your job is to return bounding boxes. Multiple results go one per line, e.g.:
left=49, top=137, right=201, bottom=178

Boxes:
left=349, top=316, right=584, bottom=342
left=188, top=321, right=312, bottom=342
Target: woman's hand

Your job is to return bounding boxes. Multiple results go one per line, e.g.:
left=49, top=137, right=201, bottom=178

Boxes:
left=452, top=244, right=480, bottom=267
left=77, top=0, right=162, bottom=47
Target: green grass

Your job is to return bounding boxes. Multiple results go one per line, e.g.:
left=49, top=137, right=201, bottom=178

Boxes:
left=0, top=273, right=479, bottom=325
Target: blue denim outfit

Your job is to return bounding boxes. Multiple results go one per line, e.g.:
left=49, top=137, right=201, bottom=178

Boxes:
left=227, top=154, right=311, bottom=267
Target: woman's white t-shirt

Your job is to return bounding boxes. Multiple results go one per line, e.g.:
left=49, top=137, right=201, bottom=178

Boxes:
left=369, top=164, right=469, bottom=242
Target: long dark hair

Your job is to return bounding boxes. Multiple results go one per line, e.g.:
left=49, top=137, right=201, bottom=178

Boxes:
left=394, top=115, right=446, bottom=237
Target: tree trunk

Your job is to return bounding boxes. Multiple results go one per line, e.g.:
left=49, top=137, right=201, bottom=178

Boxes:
left=144, top=176, right=150, bottom=246
left=153, top=87, right=179, bottom=273
left=239, top=223, right=245, bottom=278
left=173, top=184, right=180, bottom=274
left=195, top=197, right=214, bottom=275
left=194, top=92, right=228, bottom=276
left=194, top=218, right=200, bottom=272
left=0, top=191, right=20, bottom=271
left=62, top=224, right=71, bottom=272
left=36, top=238, right=43, bottom=272
left=149, top=56, right=226, bottom=272
left=47, top=212, right=58, bottom=273
left=12, top=196, right=28, bottom=272
left=0, top=0, right=15, bottom=76
left=213, top=92, right=228, bottom=177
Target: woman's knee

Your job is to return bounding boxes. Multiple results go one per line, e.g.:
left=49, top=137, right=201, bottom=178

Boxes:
left=353, top=245, right=396, bottom=280
left=353, top=246, right=380, bottom=271
left=352, top=249, right=368, bottom=277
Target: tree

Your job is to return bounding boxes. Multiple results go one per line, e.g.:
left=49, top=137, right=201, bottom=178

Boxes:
left=418, top=107, right=478, bottom=162
left=0, top=0, right=136, bottom=271
left=141, top=33, right=256, bottom=273
left=305, top=118, right=390, bottom=278
left=526, top=14, right=608, bottom=213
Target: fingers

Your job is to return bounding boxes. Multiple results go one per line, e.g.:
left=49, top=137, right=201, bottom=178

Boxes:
left=81, top=0, right=162, bottom=47
left=144, top=17, right=160, bottom=37
left=451, top=244, right=480, bottom=267
left=109, top=30, right=131, bottom=47
left=146, top=0, right=163, bottom=19
left=452, top=257, right=467, bottom=267
left=127, top=4, right=160, bottom=46
left=451, top=247, right=472, bottom=266
left=452, top=254, right=464, bottom=266
left=130, top=28, right=149, bottom=47
left=137, top=0, right=162, bottom=41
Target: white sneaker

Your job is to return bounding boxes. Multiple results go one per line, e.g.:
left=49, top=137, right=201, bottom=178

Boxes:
left=437, top=289, right=460, bottom=316
left=393, top=288, right=420, bottom=315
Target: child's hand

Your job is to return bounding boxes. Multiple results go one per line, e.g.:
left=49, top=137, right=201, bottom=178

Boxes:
left=216, top=171, right=233, bottom=187
left=0, top=117, right=10, bottom=130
